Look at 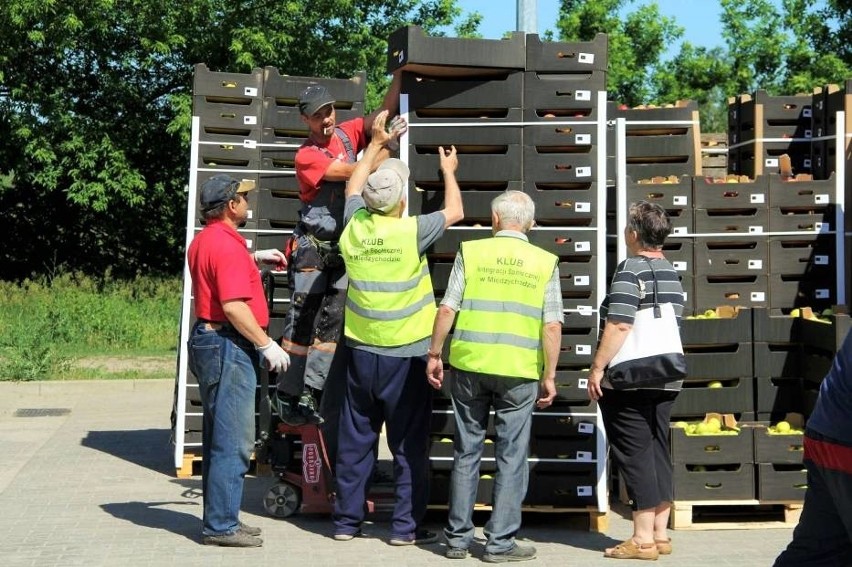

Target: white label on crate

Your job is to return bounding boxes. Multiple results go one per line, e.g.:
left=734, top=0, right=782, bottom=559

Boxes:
left=575, top=133, right=591, bottom=145
left=815, top=194, right=829, bottom=204
left=245, top=239, right=253, bottom=249
left=672, top=226, right=687, bottom=235
left=804, top=158, right=812, bottom=168
left=803, top=107, right=812, bottom=118
left=576, top=166, right=592, bottom=177
left=398, top=49, right=405, bottom=64
left=243, top=115, right=257, bottom=125
left=578, top=423, right=595, bottom=434
left=244, top=87, right=258, bottom=97
left=749, top=226, right=764, bottom=233
left=246, top=210, right=253, bottom=220
left=805, top=129, right=813, bottom=138
left=765, top=158, right=779, bottom=167
left=578, top=378, right=588, bottom=389
left=243, top=139, right=257, bottom=148
left=683, top=291, right=688, bottom=301
left=750, top=193, right=766, bottom=204
left=576, top=451, right=593, bottom=462
left=672, top=261, right=687, bottom=271
left=575, top=241, right=591, bottom=252
left=673, top=195, right=688, bottom=206
left=576, top=344, right=591, bottom=355
left=575, top=275, right=590, bottom=286
left=578, top=52, right=595, bottom=64
left=576, top=90, right=592, bottom=101
left=577, top=486, right=593, bottom=497
left=748, top=259, right=763, bottom=270
left=575, top=202, right=591, bottom=212
left=751, top=291, right=766, bottom=302
left=816, top=222, right=829, bottom=232
left=816, top=289, right=830, bottom=299
left=815, top=255, right=829, bottom=265
left=576, top=305, right=593, bottom=315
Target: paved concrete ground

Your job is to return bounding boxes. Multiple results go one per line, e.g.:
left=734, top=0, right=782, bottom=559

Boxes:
left=0, top=379, right=794, bottom=566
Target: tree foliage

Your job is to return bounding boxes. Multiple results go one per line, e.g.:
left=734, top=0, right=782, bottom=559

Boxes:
left=0, top=0, right=475, bottom=281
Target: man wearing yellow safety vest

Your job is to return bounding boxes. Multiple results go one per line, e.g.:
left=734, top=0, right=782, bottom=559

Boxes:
left=333, top=110, right=463, bottom=546
left=426, top=190, right=561, bottom=563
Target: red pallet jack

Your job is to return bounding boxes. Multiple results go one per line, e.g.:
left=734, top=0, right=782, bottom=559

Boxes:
left=263, top=421, right=394, bottom=519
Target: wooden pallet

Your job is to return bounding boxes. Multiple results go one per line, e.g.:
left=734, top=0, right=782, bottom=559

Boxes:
left=428, top=504, right=609, bottom=533
left=176, top=452, right=264, bottom=478
left=670, top=499, right=802, bottom=530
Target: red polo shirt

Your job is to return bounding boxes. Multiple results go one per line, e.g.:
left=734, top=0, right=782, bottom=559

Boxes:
left=187, top=220, right=269, bottom=327
left=295, top=118, right=366, bottom=203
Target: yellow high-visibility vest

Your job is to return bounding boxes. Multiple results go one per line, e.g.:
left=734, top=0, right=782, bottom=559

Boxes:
left=450, top=237, right=557, bottom=379
left=340, top=209, right=436, bottom=346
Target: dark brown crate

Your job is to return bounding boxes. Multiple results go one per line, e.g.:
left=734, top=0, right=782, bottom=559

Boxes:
left=767, top=175, right=840, bottom=207
left=693, top=207, right=769, bottom=235
left=403, top=71, right=523, bottom=110
left=524, top=187, right=602, bottom=226
left=670, top=426, right=754, bottom=465
left=768, top=205, right=836, bottom=234
left=622, top=176, right=692, bottom=209
left=410, top=144, right=522, bottom=183
left=693, top=175, right=768, bottom=208
left=522, top=72, right=605, bottom=121
left=523, top=121, right=600, bottom=149
left=663, top=238, right=694, bottom=274
left=387, top=25, right=525, bottom=74
left=195, top=143, right=260, bottom=171
left=193, top=63, right=263, bottom=100
left=429, top=471, right=494, bottom=504
left=524, top=468, right=599, bottom=507
left=693, top=238, right=768, bottom=276
left=798, top=313, right=852, bottom=352
left=531, top=410, right=598, bottom=438
left=408, top=124, right=522, bottom=147
left=768, top=273, right=836, bottom=310
left=693, top=275, right=769, bottom=311
left=753, top=345, right=804, bottom=380
left=680, top=308, right=752, bottom=344
left=255, top=188, right=301, bottom=225
left=525, top=33, right=608, bottom=73
left=261, top=99, right=364, bottom=131
left=554, top=368, right=592, bottom=403
left=768, top=236, right=835, bottom=275
left=673, top=378, right=755, bottom=415
left=757, top=463, right=807, bottom=501
left=683, top=343, right=753, bottom=378
left=263, top=68, right=366, bottom=107
left=523, top=147, right=597, bottom=185
left=752, top=425, right=805, bottom=464
left=673, top=463, right=755, bottom=501
left=529, top=435, right=597, bottom=461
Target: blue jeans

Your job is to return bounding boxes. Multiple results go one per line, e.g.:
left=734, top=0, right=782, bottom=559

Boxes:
left=187, top=322, right=258, bottom=536
left=445, top=369, right=538, bottom=554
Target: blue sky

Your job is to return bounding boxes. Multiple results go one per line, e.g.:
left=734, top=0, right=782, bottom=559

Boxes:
left=453, top=0, right=783, bottom=54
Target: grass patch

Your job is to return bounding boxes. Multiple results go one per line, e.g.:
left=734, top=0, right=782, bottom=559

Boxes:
left=0, top=273, right=181, bottom=381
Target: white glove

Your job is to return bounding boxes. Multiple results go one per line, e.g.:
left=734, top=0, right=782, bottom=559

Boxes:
left=253, top=249, right=287, bottom=269
left=257, top=339, right=290, bottom=373
left=387, top=115, right=408, bottom=151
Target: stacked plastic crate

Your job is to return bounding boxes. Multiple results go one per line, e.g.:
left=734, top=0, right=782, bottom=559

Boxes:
left=387, top=26, right=609, bottom=523
left=176, top=64, right=266, bottom=471
left=728, top=91, right=813, bottom=178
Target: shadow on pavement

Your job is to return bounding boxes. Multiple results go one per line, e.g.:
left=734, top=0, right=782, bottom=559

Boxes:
left=100, top=501, right=201, bottom=543
left=82, top=428, right=174, bottom=475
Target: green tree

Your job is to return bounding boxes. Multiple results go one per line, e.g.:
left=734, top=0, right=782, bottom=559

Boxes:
left=0, top=0, right=475, bottom=281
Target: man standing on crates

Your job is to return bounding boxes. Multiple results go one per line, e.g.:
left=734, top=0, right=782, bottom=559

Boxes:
left=425, top=190, right=560, bottom=562
left=186, top=174, right=291, bottom=547
left=274, top=73, right=406, bottom=431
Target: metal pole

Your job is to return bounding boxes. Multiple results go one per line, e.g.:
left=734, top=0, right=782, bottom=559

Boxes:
left=517, top=0, right=537, bottom=34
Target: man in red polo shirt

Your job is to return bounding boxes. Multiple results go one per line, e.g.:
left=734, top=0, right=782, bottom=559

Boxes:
left=187, top=174, right=290, bottom=548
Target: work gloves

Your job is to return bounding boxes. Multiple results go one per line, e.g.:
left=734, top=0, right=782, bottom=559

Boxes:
left=257, top=339, right=290, bottom=373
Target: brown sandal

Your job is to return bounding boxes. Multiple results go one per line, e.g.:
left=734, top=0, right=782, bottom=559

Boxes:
left=655, top=538, right=672, bottom=555
left=604, top=539, right=659, bottom=560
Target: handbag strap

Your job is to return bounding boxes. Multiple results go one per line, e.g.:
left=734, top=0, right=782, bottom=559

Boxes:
left=641, top=256, right=662, bottom=318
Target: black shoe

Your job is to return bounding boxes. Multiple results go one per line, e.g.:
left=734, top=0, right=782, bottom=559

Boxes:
left=203, top=531, right=263, bottom=547
left=275, top=392, right=307, bottom=426
left=298, top=390, right=324, bottom=425
left=482, top=544, right=537, bottom=563
left=389, top=529, right=439, bottom=546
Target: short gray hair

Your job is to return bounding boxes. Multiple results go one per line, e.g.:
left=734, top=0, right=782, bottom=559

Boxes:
left=627, top=200, right=672, bottom=249
left=491, top=190, right=535, bottom=232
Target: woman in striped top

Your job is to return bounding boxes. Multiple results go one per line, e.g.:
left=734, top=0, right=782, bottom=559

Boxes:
left=588, top=201, right=685, bottom=560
